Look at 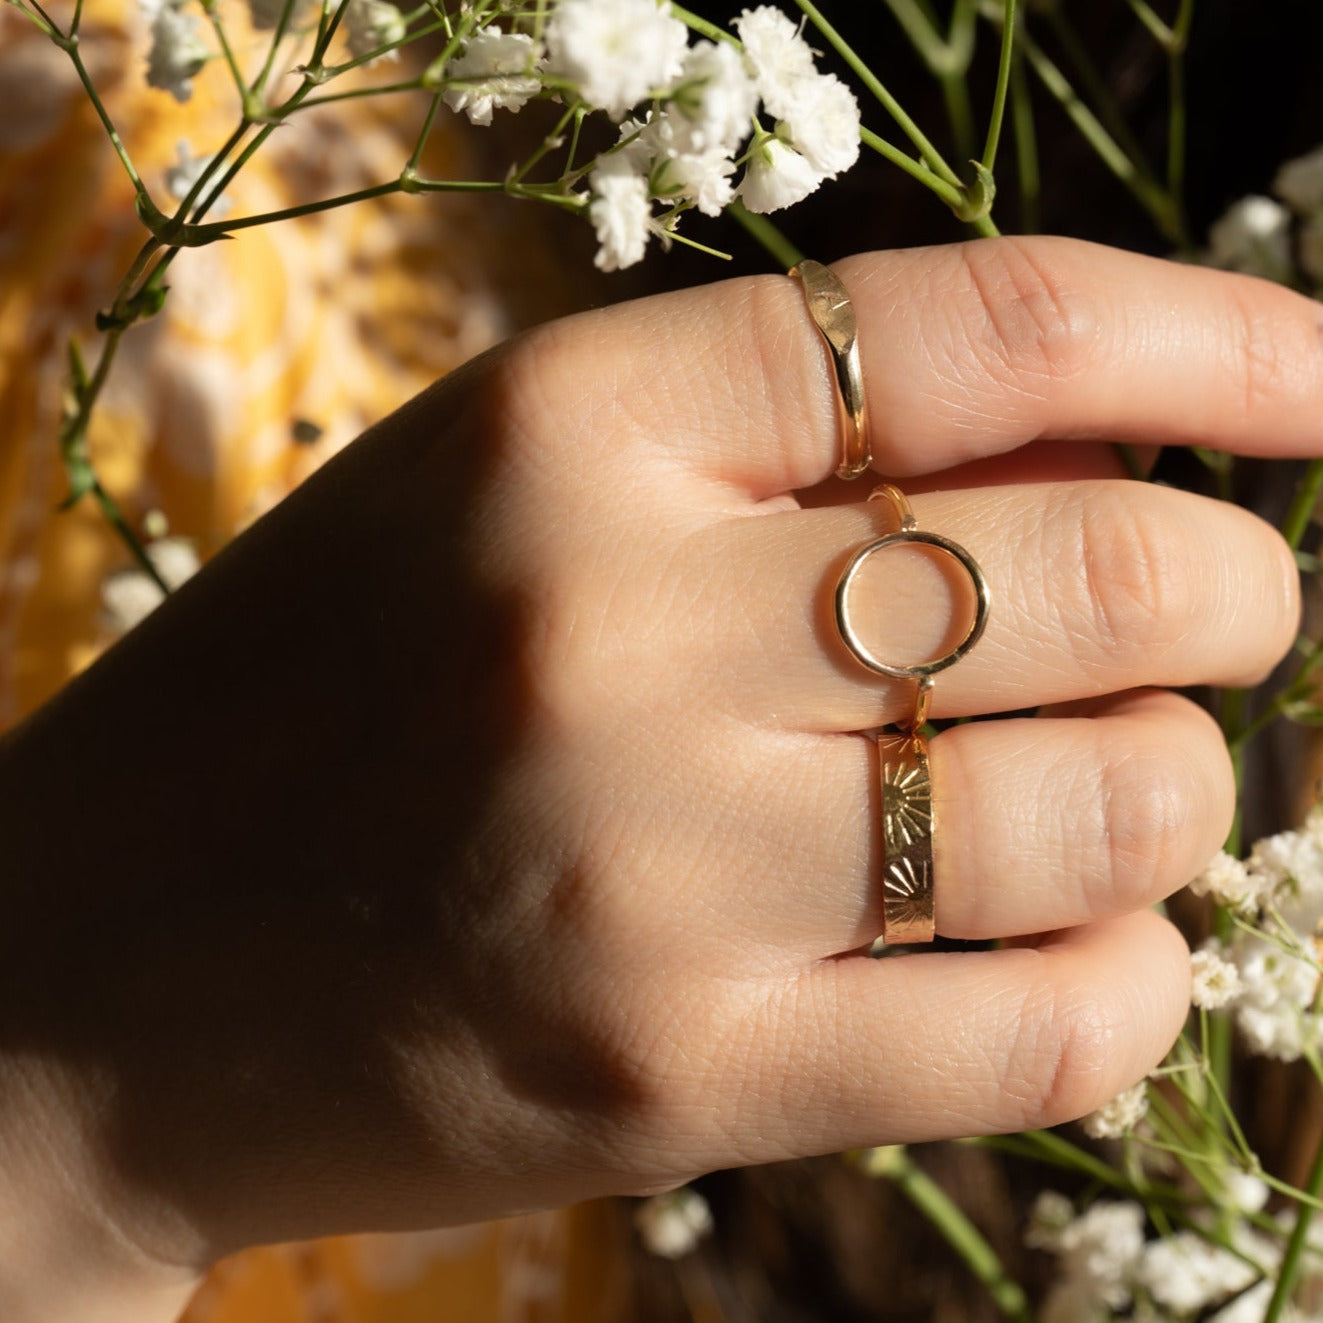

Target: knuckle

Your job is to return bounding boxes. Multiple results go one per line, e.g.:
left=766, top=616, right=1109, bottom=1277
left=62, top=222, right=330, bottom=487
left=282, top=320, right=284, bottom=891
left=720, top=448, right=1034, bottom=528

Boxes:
left=954, top=237, right=1100, bottom=390
left=1075, top=487, right=1192, bottom=663
left=1002, top=980, right=1118, bottom=1130
left=1095, top=740, right=1192, bottom=912
left=1228, top=286, right=1296, bottom=422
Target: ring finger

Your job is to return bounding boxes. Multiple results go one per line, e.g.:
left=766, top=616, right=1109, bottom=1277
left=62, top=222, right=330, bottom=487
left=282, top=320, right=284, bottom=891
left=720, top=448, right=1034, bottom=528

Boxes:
left=736, top=687, right=1231, bottom=959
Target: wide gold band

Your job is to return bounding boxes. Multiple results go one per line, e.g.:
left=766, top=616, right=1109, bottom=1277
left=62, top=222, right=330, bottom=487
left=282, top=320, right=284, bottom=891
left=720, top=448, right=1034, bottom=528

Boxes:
left=877, top=730, right=935, bottom=944
left=790, top=259, right=871, bottom=481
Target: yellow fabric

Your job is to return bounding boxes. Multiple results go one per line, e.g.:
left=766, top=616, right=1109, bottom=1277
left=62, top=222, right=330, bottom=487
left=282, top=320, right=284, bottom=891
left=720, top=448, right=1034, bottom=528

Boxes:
left=0, top=4, right=626, bottom=1317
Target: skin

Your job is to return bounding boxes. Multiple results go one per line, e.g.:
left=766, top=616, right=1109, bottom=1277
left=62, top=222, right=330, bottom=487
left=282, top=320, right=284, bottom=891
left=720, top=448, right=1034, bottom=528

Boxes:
left=0, top=235, right=1315, bottom=1320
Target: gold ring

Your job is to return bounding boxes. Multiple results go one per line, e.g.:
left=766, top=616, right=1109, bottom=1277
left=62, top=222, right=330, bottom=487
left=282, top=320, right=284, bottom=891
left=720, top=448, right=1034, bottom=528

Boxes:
left=834, top=485, right=990, bottom=688
left=834, top=484, right=990, bottom=947
left=878, top=728, right=936, bottom=943
left=790, top=260, right=870, bottom=480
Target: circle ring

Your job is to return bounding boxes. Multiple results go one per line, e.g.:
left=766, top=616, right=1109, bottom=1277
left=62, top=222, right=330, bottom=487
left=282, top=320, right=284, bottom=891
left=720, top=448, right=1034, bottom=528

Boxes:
left=834, top=530, right=990, bottom=679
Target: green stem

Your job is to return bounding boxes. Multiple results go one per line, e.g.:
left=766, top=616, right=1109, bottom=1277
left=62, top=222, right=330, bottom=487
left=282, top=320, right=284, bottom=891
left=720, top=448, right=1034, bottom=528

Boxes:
left=172, top=122, right=250, bottom=223
left=1263, top=1055, right=1323, bottom=1321
left=980, top=0, right=1016, bottom=172
left=510, top=99, right=581, bottom=186
left=60, top=324, right=169, bottom=594
left=792, top=0, right=964, bottom=191
left=1039, top=5, right=1158, bottom=190
left=1125, top=0, right=1175, bottom=46
left=406, top=92, right=445, bottom=173
left=860, top=127, right=964, bottom=210
left=1164, top=0, right=1196, bottom=245
left=667, top=2, right=732, bottom=44
left=202, top=1, right=251, bottom=100
left=57, top=33, right=147, bottom=194
left=1015, top=21, right=1181, bottom=243
left=727, top=200, right=803, bottom=271
left=1009, top=50, right=1038, bottom=231
left=1283, top=459, right=1323, bottom=551
left=10, top=0, right=61, bottom=37
left=250, top=0, right=303, bottom=103
left=866, top=1149, right=1032, bottom=1322
left=292, top=77, right=428, bottom=107
left=884, top=0, right=966, bottom=77
left=940, top=74, right=978, bottom=164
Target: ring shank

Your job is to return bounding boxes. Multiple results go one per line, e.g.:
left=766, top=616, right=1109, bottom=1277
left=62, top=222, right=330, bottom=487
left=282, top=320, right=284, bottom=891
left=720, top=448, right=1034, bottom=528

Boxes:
left=834, top=530, right=990, bottom=680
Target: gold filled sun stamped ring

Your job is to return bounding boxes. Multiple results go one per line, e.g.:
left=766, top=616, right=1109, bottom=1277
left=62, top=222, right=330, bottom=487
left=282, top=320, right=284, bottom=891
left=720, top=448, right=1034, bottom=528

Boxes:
left=791, top=262, right=991, bottom=945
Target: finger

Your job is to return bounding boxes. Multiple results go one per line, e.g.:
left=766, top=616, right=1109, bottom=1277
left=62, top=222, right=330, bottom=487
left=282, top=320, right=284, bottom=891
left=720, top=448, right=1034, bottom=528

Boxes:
left=742, top=690, right=1231, bottom=956
left=710, top=910, right=1189, bottom=1159
left=534, top=236, right=1323, bottom=498
left=678, top=479, right=1299, bottom=729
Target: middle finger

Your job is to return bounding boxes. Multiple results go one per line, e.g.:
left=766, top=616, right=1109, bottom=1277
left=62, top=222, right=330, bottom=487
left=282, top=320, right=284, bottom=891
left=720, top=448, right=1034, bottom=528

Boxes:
left=680, top=478, right=1298, bottom=731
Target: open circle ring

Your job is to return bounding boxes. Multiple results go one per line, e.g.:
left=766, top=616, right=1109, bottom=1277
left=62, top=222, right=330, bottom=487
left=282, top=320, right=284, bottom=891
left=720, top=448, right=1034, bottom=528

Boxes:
left=833, top=487, right=990, bottom=685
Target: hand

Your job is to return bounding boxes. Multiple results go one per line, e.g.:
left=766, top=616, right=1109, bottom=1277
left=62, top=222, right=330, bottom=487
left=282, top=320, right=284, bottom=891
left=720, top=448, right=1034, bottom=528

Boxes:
left=1, top=236, right=1313, bottom=1316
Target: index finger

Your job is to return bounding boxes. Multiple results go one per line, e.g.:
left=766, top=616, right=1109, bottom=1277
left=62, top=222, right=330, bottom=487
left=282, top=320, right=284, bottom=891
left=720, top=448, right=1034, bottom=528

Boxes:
left=549, top=236, right=1323, bottom=498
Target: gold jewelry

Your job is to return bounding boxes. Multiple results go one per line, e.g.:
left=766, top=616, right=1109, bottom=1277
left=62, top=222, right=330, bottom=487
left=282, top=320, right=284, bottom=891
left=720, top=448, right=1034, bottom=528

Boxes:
left=790, top=260, right=870, bottom=480
left=834, top=484, right=991, bottom=946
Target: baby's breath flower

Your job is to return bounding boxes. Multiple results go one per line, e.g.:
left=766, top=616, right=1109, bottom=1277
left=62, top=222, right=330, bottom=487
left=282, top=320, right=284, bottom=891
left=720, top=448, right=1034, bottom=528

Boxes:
left=1081, top=1080, right=1148, bottom=1140
left=1025, top=1190, right=1076, bottom=1251
left=775, top=70, right=860, bottom=177
left=164, top=141, right=232, bottom=217
left=1188, top=850, right=1264, bottom=914
left=545, top=0, right=689, bottom=121
left=1231, top=935, right=1321, bottom=1061
left=733, top=5, right=816, bottom=120
left=1207, top=195, right=1292, bottom=279
left=1136, top=1230, right=1258, bottom=1315
left=634, top=1187, right=714, bottom=1258
left=738, top=135, right=822, bottom=212
left=1192, top=943, right=1244, bottom=1011
left=1050, top=1200, right=1145, bottom=1311
left=443, top=31, right=544, bottom=125
left=1221, top=1169, right=1269, bottom=1215
left=101, top=538, right=201, bottom=635
left=642, top=111, right=736, bottom=216
left=343, top=0, right=405, bottom=62
left=1250, top=825, right=1323, bottom=932
left=588, top=161, right=652, bottom=270
left=142, top=0, right=210, bottom=103
left=669, top=39, right=759, bottom=155
left=1274, top=144, right=1323, bottom=215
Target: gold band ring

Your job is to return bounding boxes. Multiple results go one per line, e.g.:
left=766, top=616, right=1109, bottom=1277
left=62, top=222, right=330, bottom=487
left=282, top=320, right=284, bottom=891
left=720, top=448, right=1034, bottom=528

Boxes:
left=790, top=260, right=871, bottom=481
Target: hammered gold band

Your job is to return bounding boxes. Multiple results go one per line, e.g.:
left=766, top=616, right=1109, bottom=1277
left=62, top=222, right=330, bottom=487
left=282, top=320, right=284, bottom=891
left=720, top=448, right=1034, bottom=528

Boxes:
left=790, top=260, right=871, bottom=480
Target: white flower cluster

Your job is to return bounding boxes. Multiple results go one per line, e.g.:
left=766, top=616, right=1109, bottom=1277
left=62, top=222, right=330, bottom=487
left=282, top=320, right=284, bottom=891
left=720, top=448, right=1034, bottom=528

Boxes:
left=443, top=1, right=859, bottom=270
left=140, top=0, right=406, bottom=101
left=1187, top=808, right=1323, bottom=1062
left=141, top=0, right=210, bottom=103
left=1025, top=1187, right=1315, bottom=1323
left=633, top=1187, right=714, bottom=1258
left=101, top=536, right=202, bottom=635
left=137, top=0, right=860, bottom=269
left=1081, top=1079, right=1149, bottom=1140
left=1207, top=143, right=1323, bottom=287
